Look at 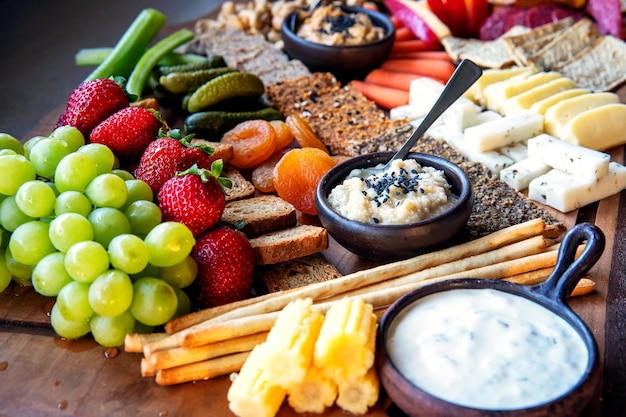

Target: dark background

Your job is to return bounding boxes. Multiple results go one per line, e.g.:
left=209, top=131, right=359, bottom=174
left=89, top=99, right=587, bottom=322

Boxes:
left=0, top=0, right=223, bottom=140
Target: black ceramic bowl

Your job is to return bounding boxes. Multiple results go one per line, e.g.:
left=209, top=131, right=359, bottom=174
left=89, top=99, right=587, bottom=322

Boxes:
left=280, top=5, right=396, bottom=78
left=377, top=222, right=605, bottom=417
left=315, top=152, right=473, bottom=261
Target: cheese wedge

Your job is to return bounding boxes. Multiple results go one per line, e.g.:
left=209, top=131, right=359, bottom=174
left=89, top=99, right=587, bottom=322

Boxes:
left=464, top=111, right=544, bottom=152
left=527, top=134, right=611, bottom=180
left=529, top=88, right=589, bottom=115
left=501, top=77, right=577, bottom=116
left=446, top=133, right=514, bottom=174
left=468, top=67, right=536, bottom=107
left=528, top=163, right=626, bottom=212
left=500, top=157, right=551, bottom=191
left=485, top=71, right=562, bottom=114
left=544, top=92, right=620, bottom=138
left=560, top=103, right=626, bottom=151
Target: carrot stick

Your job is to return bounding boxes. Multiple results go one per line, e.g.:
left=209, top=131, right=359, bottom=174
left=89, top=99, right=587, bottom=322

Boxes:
left=390, top=39, right=442, bottom=54
left=388, top=51, right=452, bottom=62
left=381, top=58, right=456, bottom=82
left=350, top=80, right=409, bottom=109
left=364, top=68, right=421, bottom=91
left=394, top=26, right=417, bottom=42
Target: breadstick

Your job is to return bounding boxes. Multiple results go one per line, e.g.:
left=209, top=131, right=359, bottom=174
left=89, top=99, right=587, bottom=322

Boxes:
left=141, top=357, right=156, bottom=377
left=182, top=311, right=279, bottom=348
left=124, top=332, right=168, bottom=353
left=503, top=267, right=554, bottom=285
left=155, top=351, right=250, bottom=386
left=149, top=332, right=267, bottom=371
left=571, top=277, right=595, bottom=297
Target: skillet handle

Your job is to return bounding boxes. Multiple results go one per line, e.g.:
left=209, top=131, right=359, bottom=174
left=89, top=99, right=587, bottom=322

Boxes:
left=537, top=222, right=605, bottom=303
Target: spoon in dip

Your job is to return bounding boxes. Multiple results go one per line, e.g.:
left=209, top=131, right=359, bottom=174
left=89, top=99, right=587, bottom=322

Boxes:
left=357, top=59, right=482, bottom=178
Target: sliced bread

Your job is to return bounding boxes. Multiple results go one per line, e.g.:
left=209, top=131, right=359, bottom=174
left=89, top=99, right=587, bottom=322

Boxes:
left=221, top=195, right=297, bottom=237
left=256, top=253, right=342, bottom=293
left=221, top=165, right=256, bottom=201
left=190, top=139, right=234, bottom=164
left=249, top=224, right=329, bottom=265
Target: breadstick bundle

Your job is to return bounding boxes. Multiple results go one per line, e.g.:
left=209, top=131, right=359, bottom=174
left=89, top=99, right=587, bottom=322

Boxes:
left=125, top=218, right=596, bottom=388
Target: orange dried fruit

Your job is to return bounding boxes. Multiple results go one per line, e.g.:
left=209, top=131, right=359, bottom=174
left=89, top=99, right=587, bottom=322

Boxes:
left=251, top=148, right=289, bottom=193
left=285, top=114, right=328, bottom=153
left=221, top=119, right=276, bottom=169
left=273, top=147, right=336, bottom=215
left=270, top=120, right=294, bottom=151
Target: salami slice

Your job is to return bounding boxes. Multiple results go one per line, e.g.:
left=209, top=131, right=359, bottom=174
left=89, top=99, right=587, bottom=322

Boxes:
left=586, top=0, right=621, bottom=37
left=479, top=6, right=525, bottom=40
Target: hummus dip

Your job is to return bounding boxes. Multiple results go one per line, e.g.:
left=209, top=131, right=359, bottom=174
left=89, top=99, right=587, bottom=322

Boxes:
left=296, top=5, right=385, bottom=46
left=327, top=159, right=454, bottom=225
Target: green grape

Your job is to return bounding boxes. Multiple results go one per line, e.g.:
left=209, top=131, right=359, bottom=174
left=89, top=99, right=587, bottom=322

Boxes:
left=22, top=135, right=46, bottom=159
left=50, top=302, right=91, bottom=340
left=0, top=149, right=17, bottom=157
left=124, top=200, right=162, bottom=236
left=111, top=169, right=135, bottom=181
left=64, top=240, right=110, bottom=283
left=4, top=245, right=33, bottom=285
left=54, top=152, right=98, bottom=193
left=90, top=311, right=135, bottom=347
left=88, top=269, right=134, bottom=317
left=48, top=212, right=94, bottom=253
left=84, top=173, right=128, bottom=209
left=0, top=249, right=12, bottom=292
left=50, top=125, right=85, bottom=152
left=28, top=138, right=71, bottom=180
left=15, top=180, right=56, bottom=218
left=130, top=263, right=159, bottom=282
left=122, top=179, right=153, bottom=210
left=173, top=286, right=191, bottom=318
left=54, top=190, right=93, bottom=217
left=31, top=252, right=73, bottom=297
left=77, top=143, right=115, bottom=175
left=159, top=255, right=198, bottom=289
left=56, top=280, right=93, bottom=322
left=107, top=234, right=150, bottom=274
left=0, top=133, right=24, bottom=155
left=88, top=207, right=131, bottom=248
left=144, top=222, right=195, bottom=267
left=9, top=221, right=56, bottom=266
left=0, top=196, right=35, bottom=232
left=130, top=277, right=178, bottom=326
left=0, top=154, right=37, bottom=196
left=132, top=320, right=155, bottom=334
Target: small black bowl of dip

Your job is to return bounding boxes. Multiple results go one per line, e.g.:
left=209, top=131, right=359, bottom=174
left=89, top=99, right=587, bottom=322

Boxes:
left=377, top=222, right=605, bottom=417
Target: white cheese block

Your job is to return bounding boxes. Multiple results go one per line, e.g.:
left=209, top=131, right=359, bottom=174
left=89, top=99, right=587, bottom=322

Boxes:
left=485, top=71, right=562, bottom=114
left=390, top=104, right=424, bottom=121
left=528, top=163, right=626, bottom=212
left=561, top=103, right=626, bottom=151
left=527, top=133, right=611, bottom=180
left=529, top=88, right=589, bottom=115
left=500, top=157, right=552, bottom=191
left=446, top=133, right=514, bottom=174
left=474, top=110, right=503, bottom=125
left=499, top=142, right=528, bottom=163
left=500, top=77, right=577, bottom=116
left=409, top=77, right=444, bottom=112
left=464, top=111, right=544, bottom=152
left=544, top=92, right=620, bottom=138
left=468, top=67, right=536, bottom=108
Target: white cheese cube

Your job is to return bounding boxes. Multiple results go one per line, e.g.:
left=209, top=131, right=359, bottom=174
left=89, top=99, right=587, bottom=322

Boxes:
left=544, top=92, right=619, bottom=138
left=527, top=134, right=611, bottom=180
left=474, top=110, right=503, bottom=125
left=390, top=104, right=424, bottom=121
left=561, top=103, right=626, bottom=151
left=529, top=88, right=589, bottom=115
left=500, top=77, right=577, bottom=116
left=441, top=100, right=480, bottom=134
left=408, top=77, right=444, bottom=114
left=409, top=116, right=447, bottom=141
left=500, top=158, right=552, bottom=191
left=499, top=142, right=528, bottom=163
left=528, top=163, right=626, bottom=212
left=464, top=111, right=544, bottom=152
left=446, top=133, right=514, bottom=174
left=469, top=67, right=535, bottom=107
left=484, top=71, right=561, bottom=114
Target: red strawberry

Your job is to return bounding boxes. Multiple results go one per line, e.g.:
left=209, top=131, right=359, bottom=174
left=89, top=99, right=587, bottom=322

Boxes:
left=56, top=78, right=129, bottom=137
left=190, top=226, right=255, bottom=308
left=158, top=163, right=230, bottom=237
left=90, top=106, right=161, bottom=160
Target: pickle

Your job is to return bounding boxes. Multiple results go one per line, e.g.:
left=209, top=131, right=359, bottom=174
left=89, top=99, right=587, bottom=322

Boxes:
left=184, top=107, right=282, bottom=139
left=158, top=54, right=226, bottom=74
left=186, top=72, right=266, bottom=113
left=159, top=67, right=237, bottom=94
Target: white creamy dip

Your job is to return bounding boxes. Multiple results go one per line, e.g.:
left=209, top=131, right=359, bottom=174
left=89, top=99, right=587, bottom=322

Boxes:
left=327, top=159, right=453, bottom=225
left=387, top=288, right=588, bottom=410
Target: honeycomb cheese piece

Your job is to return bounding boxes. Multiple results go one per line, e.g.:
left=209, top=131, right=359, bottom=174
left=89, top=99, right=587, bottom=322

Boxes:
left=286, top=365, right=338, bottom=414
left=335, top=366, right=380, bottom=415
left=464, top=111, right=544, bottom=152
left=560, top=103, right=626, bottom=151
left=262, top=297, right=323, bottom=388
left=528, top=162, right=626, bottom=212
left=501, top=77, right=577, bottom=116
left=527, top=134, right=611, bottom=180
left=227, top=343, right=286, bottom=417
left=529, top=88, right=589, bottom=115
left=544, top=92, right=620, bottom=138
left=468, top=67, right=536, bottom=107
left=485, top=71, right=562, bottom=114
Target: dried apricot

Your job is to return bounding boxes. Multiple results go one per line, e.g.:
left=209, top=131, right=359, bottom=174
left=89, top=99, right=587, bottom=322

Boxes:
left=221, top=119, right=276, bottom=169
left=251, top=148, right=289, bottom=193
left=270, top=120, right=294, bottom=151
left=273, top=147, right=336, bottom=215
left=285, top=114, right=329, bottom=153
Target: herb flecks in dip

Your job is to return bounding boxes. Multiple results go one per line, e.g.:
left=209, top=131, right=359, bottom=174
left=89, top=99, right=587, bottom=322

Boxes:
left=297, top=5, right=384, bottom=46
left=327, top=159, right=453, bottom=224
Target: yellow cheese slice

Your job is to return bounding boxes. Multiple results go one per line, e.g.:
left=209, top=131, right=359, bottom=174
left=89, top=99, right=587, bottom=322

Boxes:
left=560, top=103, right=626, bottom=151
left=529, top=88, right=589, bottom=115
left=485, top=71, right=562, bottom=114
left=544, top=92, right=620, bottom=138
left=501, top=77, right=578, bottom=116
left=468, top=67, right=536, bottom=107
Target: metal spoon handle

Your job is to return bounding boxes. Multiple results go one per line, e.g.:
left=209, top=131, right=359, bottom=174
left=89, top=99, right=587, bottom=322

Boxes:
left=389, top=59, right=483, bottom=163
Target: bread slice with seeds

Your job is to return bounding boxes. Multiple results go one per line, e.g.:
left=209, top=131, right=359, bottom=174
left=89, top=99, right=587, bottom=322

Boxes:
left=256, top=253, right=342, bottom=293
left=221, top=195, right=297, bottom=237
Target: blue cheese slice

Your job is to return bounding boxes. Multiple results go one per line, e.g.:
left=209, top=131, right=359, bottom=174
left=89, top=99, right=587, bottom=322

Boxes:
left=464, top=111, right=544, bottom=152
left=500, top=158, right=551, bottom=191
left=528, top=163, right=626, bottom=212
left=560, top=103, right=626, bottom=151
left=527, top=134, right=611, bottom=180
